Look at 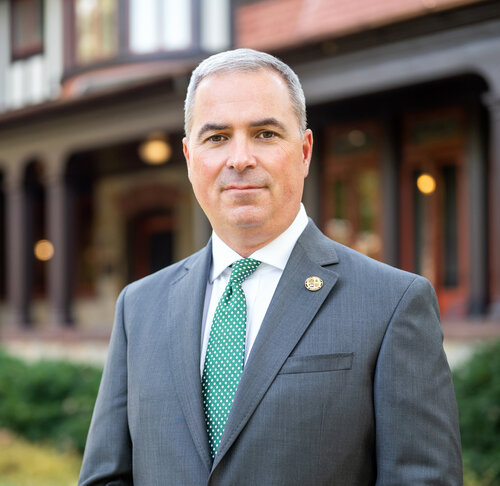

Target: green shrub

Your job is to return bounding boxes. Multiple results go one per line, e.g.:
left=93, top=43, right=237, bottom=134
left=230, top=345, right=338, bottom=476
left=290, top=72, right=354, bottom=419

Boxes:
left=0, top=348, right=102, bottom=453
left=453, top=339, right=500, bottom=485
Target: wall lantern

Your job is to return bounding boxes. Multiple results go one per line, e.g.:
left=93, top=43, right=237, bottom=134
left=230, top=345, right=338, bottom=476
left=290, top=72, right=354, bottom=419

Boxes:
left=138, top=131, right=172, bottom=165
left=34, top=239, right=54, bottom=261
left=416, top=173, right=436, bottom=195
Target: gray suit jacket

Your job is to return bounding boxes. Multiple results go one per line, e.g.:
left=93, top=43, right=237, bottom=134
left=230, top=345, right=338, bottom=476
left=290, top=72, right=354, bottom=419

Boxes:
left=79, top=221, right=462, bottom=485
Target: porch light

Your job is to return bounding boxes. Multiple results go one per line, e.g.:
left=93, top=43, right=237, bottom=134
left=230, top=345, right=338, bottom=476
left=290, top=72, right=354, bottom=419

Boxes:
left=34, top=239, right=54, bottom=261
left=139, top=132, right=172, bottom=165
left=417, top=173, right=436, bottom=195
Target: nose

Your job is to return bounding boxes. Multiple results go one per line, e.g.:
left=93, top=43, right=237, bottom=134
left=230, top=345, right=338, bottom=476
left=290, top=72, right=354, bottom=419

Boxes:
left=226, top=135, right=256, bottom=172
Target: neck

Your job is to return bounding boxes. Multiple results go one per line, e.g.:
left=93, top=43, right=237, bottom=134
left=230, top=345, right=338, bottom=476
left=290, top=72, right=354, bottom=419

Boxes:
left=212, top=204, right=304, bottom=257
left=215, top=218, right=298, bottom=257
left=217, top=232, right=275, bottom=258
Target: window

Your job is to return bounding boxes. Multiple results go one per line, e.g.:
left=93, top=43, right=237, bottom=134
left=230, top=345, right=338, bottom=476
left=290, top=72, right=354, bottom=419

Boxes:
left=74, top=0, right=119, bottom=65
left=63, top=0, right=231, bottom=75
left=10, top=0, right=44, bottom=60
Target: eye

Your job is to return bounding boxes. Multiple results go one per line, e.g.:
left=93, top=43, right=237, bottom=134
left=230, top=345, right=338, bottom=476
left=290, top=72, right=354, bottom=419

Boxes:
left=258, top=130, right=277, bottom=139
left=207, top=134, right=226, bottom=143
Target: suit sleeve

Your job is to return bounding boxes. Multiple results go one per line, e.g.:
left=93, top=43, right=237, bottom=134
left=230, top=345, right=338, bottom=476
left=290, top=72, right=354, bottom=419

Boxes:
left=78, top=287, right=133, bottom=486
left=374, top=276, right=463, bottom=485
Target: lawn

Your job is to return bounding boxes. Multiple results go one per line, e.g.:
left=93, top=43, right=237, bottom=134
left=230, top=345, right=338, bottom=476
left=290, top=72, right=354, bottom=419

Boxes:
left=0, top=429, right=81, bottom=486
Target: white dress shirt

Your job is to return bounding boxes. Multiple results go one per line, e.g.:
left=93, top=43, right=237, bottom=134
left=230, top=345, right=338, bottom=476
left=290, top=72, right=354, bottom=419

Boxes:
left=200, top=204, right=309, bottom=375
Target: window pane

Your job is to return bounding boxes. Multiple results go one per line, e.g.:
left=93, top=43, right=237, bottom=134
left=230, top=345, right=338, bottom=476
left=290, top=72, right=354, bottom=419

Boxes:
left=201, top=0, right=230, bottom=51
left=354, top=169, right=381, bottom=259
left=11, top=0, right=43, bottom=59
left=325, top=169, right=382, bottom=260
left=75, top=0, right=118, bottom=64
left=150, top=230, right=173, bottom=273
left=162, top=0, right=191, bottom=50
left=325, top=179, right=351, bottom=247
left=129, top=0, right=192, bottom=53
left=333, top=179, right=346, bottom=220
left=129, top=0, right=158, bottom=54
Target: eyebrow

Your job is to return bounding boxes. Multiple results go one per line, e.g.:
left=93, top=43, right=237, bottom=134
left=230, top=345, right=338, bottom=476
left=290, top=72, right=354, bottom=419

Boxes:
left=249, top=118, right=287, bottom=132
left=196, top=123, right=230, bottom=141
left=195, top=118, right=288, bottom=142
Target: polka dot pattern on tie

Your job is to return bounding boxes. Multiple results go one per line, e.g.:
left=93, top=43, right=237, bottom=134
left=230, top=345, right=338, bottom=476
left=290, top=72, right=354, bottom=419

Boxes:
left=201, top=258, right=261, bottom=459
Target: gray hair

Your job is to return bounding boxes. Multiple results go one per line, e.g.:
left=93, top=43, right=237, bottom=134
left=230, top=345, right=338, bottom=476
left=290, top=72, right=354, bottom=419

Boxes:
left=184, top=48, right=307, bottom=137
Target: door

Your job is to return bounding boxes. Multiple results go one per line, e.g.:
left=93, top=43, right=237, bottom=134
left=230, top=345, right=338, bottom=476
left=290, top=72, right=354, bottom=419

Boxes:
left=400, top=108, right=469, bottom=317
left=132, top=212, right=175, bottom=280
left=322, top=121, right=384, bottom=261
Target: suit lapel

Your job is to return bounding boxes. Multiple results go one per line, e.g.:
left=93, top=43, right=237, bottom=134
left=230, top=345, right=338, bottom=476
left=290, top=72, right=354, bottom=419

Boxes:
left=212, top=222, right=340, bottom=470
left=164, top=244, right=213, bottom=471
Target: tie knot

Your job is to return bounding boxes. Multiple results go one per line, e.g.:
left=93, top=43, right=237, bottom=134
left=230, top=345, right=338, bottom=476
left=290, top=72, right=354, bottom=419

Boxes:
left=229, top=258, right=261, bottom=285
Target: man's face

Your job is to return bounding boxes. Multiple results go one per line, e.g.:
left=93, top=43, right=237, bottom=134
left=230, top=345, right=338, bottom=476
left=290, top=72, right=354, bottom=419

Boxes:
left=183, top=69, right=313, bottom=253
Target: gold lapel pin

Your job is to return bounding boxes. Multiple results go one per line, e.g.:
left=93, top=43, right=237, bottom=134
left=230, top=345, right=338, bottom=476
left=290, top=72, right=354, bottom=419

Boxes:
left=305, top=276, right=323, bottom=291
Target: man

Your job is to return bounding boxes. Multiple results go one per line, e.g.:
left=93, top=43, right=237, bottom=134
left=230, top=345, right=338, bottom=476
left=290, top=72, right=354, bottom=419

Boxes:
left=79, top=48, right=462, bottom=485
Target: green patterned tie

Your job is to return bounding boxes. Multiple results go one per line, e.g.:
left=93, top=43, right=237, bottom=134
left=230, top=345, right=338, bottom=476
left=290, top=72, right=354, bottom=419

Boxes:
left=201, top=258, right=261, bottom=459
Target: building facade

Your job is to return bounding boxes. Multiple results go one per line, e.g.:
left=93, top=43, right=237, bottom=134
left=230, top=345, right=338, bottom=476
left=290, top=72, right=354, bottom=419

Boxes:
left=0, top=0, right=499, bottom=357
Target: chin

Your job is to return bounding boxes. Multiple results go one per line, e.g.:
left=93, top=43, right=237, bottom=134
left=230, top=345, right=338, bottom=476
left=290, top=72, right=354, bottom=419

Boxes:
left=227, top=207, right=266, bottom=229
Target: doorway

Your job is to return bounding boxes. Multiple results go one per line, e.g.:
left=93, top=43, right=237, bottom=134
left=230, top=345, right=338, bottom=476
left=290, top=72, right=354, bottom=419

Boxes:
left=130, top=211, right=175, bottom=281
left=400, top=108, right=469, bottom=317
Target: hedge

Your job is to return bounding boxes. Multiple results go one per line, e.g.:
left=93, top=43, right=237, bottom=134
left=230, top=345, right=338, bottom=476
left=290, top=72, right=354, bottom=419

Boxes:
left=453, top=339, right=500, bottom=485
left=0, top=348, right=102, bottom=453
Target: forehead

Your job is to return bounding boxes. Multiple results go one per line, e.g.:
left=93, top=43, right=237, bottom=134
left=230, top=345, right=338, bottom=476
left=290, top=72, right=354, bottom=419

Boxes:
left=191, top=69, right=296, bottom=124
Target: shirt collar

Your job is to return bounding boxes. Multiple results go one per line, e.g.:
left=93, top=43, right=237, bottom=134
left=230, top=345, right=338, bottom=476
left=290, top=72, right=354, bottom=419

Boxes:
left=210, top=203, right=309, bottom=282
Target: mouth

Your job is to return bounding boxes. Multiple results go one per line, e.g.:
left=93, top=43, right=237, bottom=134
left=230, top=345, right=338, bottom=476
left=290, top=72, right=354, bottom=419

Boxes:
left=224, top=184, right=264, bottom=192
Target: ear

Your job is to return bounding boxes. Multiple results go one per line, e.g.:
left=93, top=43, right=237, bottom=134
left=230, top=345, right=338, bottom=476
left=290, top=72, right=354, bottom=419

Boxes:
left=182, top=137, right=192, bottom=180
left=302, top=129, right=313, bottom=177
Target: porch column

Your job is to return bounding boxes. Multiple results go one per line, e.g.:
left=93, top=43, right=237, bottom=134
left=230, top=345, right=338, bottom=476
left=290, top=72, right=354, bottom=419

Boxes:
left=5, top=162, right=30, bottom=327
left=45, top=152, right=72, bottom=326
left=381, top=118, right=399, bottom=268
left=484, top=94, right=500, bottom=319
left=466, top=101, right=488, bottom=316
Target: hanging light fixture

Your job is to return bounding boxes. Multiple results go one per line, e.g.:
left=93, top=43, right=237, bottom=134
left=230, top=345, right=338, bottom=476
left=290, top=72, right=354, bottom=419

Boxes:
left=34, top=239, right=54, bottom=261
left=138, top=131, right=172, bottom=165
